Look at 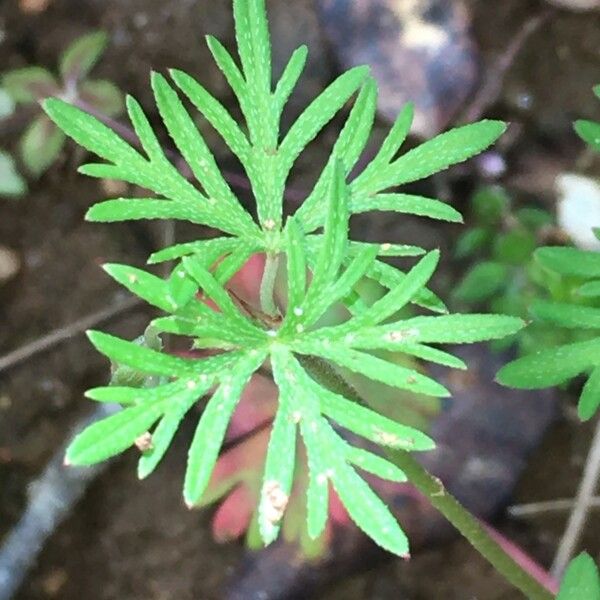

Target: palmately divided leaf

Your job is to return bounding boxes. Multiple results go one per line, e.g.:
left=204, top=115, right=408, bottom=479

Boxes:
left=55, top=0, right=523, bottom=558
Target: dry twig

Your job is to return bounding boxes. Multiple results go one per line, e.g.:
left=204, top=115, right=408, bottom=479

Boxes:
left=551, top=418, right=600, bottom=578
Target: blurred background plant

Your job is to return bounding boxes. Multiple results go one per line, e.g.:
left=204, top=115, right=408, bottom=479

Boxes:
left=1, top=31, right=123, bottom=179
left=0, top=89, right=26, bottom=198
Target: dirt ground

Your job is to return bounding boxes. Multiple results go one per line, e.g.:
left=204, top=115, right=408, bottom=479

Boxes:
left=1, top=0, right=600, bottom=598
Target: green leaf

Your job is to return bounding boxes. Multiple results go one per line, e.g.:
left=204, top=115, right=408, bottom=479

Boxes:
left=148, top=236, right=251, bottom=265
left=356, top=120, right=506, bottom=194
left=44, top=98, right=145, bottom=166
left=352, top=193, right=463, bottom=223
left=170, top=68, right=251, bottom=166
left=138, top=390, right=206, bottom=479
left=279, top=66, right=369, bottom=172
left=60, top=31, right=108, bottom=82
left=579, top=367, right=600, bottom=421
left=493, top=229, right=536, bottom=265
left=284, top=218, right=308, bottom=312
left=273, top=45, right=308, bottom=114
left=87, top=198, right=216, bottom=225
left=453, top=262, right=508, bottom=304
left=20, top=114, right=65, bottom=176
left=331, top=458, right=409, bottom=556
left=530, top=300, right=600, bottom=329
left=578, top=280, right=600, bottom=298
left=343, top=314, right=524, bottom=347
left=0, top=88, right=15, bottom=118
left=102, top=263, right=174, bottom=311
left=87, top=330, right=200, bottom=377
left=301, top=355, right=435, bottom=451
left=346, top=446, right=406, bottom=483
left=353, top=250, right=439, bottom=326
left=301, top=417, right=330, bottom=540
left=535, top=246, right=600, bottom=278
left=66, top=403, right=164, bottom=466
left=182, top=256, right=262, bottom=334
left=0, top=150, right=26, bottom=198
left=515, top=207, right=553, bottom=231
left=299, top=344, right=450, bottom=398
left=319, top=245, right=380, bottom=314
left=151, top=72, right=257, bottom=237
left=364, top=258, right=447, bottom=314
left=304, top=161, right=349, bottom=299
left=183, top=351, right=266, bottom=506
left=557, top=553, right=600, bottom=600
left=233, top=0, right=271, bottom=95
left=2, top=67, right=58, bottom=103
left=455, top=227, right=489, bottom=259
left=260, top=348, right=299, bottom=543
left=294, top=78, right=378, bottom=231
left=79, top=79, right=124, bottom=117
left=167, top=263, right=199, bottom=309
left=575, top=119, right=600, bottom=153
left=497, top=338, right=600, bottom=389
left=360, top=102, right=414, bottom=178
left=205, top=36, right=246, bottom=102
left=471, top=186, right=510, bottom=226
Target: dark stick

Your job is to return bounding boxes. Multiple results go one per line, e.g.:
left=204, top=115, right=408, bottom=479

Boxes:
left=0, top=296, right=142, bottom=374
left=459, top=10, right=553, bottom=124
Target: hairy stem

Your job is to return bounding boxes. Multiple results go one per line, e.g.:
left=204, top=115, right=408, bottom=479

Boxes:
left=300, top=355, right=554, bottom=600
left=259, top=253, right=280, bottom=317
left=390, top=450, right=553, bottom=600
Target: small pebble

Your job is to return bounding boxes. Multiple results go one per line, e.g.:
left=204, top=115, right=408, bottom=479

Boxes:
left=0, top=246, right=20, bottom=284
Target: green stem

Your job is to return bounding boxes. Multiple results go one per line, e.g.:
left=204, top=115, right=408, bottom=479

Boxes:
left=300, top=355, right=554, bottom=600
left=260, top=253, right=280, bottom=317
left=390, top=450, right=553, bottom=600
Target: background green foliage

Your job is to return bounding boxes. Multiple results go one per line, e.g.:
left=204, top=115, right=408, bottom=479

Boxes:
left=498, top=86, right=600, bottom=421
left=557, top=553, right=600, bottom=600
left=1, top=31, right=123, bottom=178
